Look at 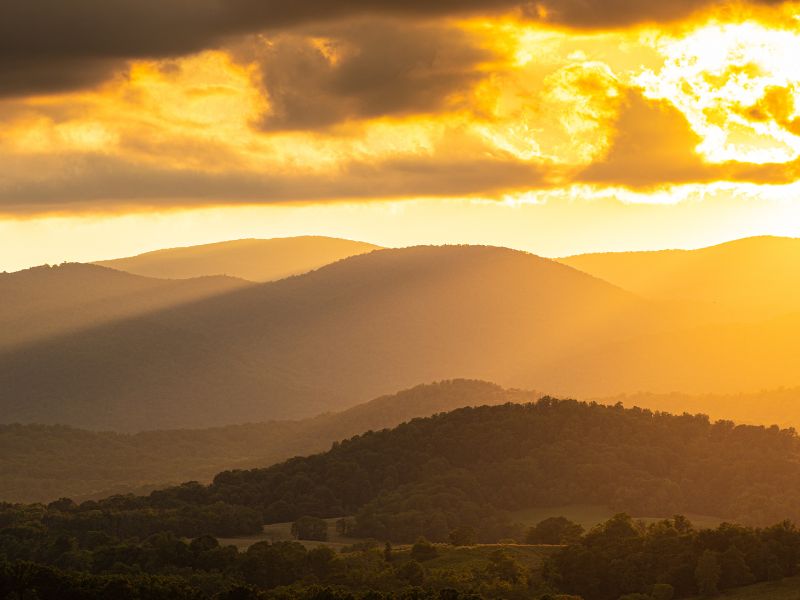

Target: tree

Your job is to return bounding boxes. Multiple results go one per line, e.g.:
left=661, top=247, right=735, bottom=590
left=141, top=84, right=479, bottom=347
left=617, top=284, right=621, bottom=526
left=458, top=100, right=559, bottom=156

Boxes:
left=307, top=546, right=340, bottom=580
left=695, top=550, right=721, bottom=596
left=651, top=583, right=674, bottom=600
left=525, top=517, right=584, bottom=545
left=449, top=526, right=477, bottom=546
left=384, top=541, right=393, bottom=562
left=720, top=546, right=754, bottom=589
left=396, top=560, right=425, bottom=586
left=291, top=516, right=328, bottom=541
left=487, top=549, right=525, bottom=584
left=411, top=537, right=438, bottom=562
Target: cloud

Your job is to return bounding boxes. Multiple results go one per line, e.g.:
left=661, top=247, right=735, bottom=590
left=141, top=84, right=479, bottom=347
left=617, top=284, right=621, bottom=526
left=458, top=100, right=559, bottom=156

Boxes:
left=0, top=152, right=548, bottom=214
left=527, top=0, right=784, bottom=29
left=0, top=0, right=517, bottom=97
left=578, top=91, right=713, bottom=186
left=579, top=89, right=800, bottom=188
left=252, top=20, right=491, bottom=131
left=0, top=0, right=785, bottom=97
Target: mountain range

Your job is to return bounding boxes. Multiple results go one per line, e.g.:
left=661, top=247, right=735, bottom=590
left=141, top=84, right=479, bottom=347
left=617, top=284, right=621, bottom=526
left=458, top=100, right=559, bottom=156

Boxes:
left=2, top=235, right=799, bottom=432
left=0, top=244, right=650, bottom=430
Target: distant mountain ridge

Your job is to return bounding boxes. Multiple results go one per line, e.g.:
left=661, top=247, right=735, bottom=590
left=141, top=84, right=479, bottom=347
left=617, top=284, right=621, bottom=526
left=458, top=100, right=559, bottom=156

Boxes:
left=0, top=262, right=250, bottom=350
left=0, top=244, right=650, bottom=430
left=95, top=236, right=381, bottom=281
left=3, top=240, right=800, bottom=432
left=558, top=235, right=800, bottom=320
left=0, top=380, right=535, bottom=504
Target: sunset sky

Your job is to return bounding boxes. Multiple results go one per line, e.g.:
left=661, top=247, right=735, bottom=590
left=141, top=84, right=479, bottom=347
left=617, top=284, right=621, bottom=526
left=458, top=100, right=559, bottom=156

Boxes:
left=3, top=0, right=800, bottom=272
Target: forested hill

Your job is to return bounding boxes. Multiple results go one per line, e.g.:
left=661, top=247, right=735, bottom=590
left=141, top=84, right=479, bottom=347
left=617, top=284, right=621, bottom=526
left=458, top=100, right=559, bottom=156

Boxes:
left=15, top=399, right=800, bottom=547
left=198, top=399, right=800, bottom=541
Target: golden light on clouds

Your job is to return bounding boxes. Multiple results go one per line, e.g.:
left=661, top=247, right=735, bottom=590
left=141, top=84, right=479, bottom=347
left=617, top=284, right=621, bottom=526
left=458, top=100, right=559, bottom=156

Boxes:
left=1, top=1, right=799, bottom=268
left=638, top=20, right=800, bottom=164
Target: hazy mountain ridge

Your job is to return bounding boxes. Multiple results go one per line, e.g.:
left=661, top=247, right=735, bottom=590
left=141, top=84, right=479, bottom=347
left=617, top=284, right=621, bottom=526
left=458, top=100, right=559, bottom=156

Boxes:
left=0, top=245, right=654, bottom=430
left=95, top=236, right=381, bottom=281
left=599, top=386, right=800, bottom=429
left=4, top=241, right=800, bottom=431
left=0, top=262, right=251, bottom=350
left=0, top=380, right=535, bottom=504
left=558, top=235, right=800, bottom=320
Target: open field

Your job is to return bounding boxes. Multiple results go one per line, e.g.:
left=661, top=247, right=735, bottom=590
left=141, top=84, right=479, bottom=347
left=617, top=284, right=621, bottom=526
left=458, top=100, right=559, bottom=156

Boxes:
left=217, top=518, right=368, bottom=551
left=512, top=504, right=725, bottom=531
left=689, top=576, right=800, bottom=599
left=393, top=543, right=557, bottom=572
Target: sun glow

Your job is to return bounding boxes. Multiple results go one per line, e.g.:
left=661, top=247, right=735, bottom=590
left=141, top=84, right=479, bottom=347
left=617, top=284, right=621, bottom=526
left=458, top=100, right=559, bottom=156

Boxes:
left=638, top=21, right=800, bottom=164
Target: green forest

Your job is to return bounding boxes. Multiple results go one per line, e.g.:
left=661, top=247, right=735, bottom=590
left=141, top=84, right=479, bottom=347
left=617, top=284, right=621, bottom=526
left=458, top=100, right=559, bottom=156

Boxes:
left=4, top=399, right=800, bottom=599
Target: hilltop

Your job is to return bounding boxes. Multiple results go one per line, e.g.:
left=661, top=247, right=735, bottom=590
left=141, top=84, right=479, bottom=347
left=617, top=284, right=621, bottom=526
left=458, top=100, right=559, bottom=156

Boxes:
left=558, top=236, right=800, bottom=320
left=0, top=262, right=249, bottom=350
left=95, top=236, right=381, bottom=281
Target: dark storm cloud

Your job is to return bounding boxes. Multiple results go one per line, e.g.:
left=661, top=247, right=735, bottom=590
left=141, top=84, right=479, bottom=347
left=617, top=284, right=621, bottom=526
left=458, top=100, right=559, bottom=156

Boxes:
left=0, top=0, right=784, bottom=97
left=0, top=0, right=517, bottom=96
left=526, top=0, right=783, bottom=29
left=254, top=20, right=490, bottom=131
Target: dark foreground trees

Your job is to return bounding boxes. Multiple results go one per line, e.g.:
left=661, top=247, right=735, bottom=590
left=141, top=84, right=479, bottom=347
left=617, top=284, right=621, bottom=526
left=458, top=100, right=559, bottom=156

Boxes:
left=546, top=514, right=800, bottom=600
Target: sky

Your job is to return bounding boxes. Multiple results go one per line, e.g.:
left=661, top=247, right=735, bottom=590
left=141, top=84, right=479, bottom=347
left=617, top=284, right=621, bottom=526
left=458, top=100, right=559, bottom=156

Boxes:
left=2, top=0, right=800, bottom=271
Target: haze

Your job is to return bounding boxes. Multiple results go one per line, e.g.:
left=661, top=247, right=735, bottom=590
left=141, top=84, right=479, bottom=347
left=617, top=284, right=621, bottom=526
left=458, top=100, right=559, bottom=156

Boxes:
left=3, top=1, right=800, bottom=599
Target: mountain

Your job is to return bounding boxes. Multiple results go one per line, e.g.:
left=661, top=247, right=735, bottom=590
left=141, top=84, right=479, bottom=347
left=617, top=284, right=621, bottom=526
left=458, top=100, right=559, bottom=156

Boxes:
left=95, top=236, right=381, bottom=281
left=0, top=245, right=652, bottom=431
left=0, top=380, right=537, bottom=504
left=0, top=263, right=250, bottom=350
left=557, top=236, right=800, bottom=320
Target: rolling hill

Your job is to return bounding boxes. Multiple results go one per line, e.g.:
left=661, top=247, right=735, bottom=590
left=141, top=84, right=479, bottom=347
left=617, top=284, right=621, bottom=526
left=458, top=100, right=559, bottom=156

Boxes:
left=558, top=236, right=800, bottom=320
left=0, top=245, right=654, bottom=430
left=0, top=262, right=250, bottom=350
left=0, top=380, right=536, bottom=504
left=95, top=236, right=381, bottom=281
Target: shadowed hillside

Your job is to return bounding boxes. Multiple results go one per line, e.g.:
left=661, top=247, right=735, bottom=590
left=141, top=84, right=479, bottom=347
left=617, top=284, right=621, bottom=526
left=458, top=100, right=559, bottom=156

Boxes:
left=0, top=263, right=250, bottom=350
left=558, top=236, right=800, bottom=320
left=95, top=236, right=381, bottom=281
left=0, top=380, right=537, bottom=504
left=0, top=245, right=652, bottom=430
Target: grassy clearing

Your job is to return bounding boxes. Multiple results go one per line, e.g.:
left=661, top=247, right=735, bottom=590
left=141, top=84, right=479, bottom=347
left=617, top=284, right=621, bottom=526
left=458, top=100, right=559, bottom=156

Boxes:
left=512, top=504, right=725, bottom=531
left=217, top=518, right=368, bottom=551
left=689, top=575, right=800, bottom=599
left=392, top=543, right=557, bottom=572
